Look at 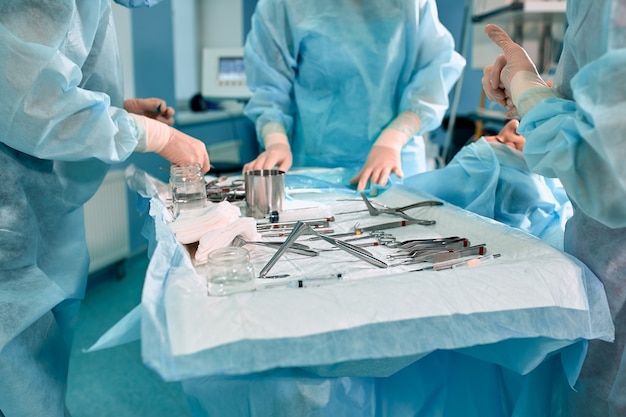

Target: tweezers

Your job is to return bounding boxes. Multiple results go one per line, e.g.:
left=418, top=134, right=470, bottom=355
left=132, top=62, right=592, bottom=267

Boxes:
left=389, top=237, right=470, bottom=251
left=387, top=239, right=471, bottom=260
left=394, top=244, right=487, bottom=266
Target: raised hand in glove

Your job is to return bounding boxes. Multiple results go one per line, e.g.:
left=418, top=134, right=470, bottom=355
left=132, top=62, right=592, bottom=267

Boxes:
left=482, top=24, right=558, bottom=117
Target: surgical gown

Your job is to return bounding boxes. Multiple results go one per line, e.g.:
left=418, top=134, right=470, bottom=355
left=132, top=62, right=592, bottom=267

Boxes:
left=243, top=0, right=465, bottom=176
left=403, top=139, right=572, bottom=250
left=518, top=0, right=626, bottom=415
left=0, top=2, right=140, bottom=416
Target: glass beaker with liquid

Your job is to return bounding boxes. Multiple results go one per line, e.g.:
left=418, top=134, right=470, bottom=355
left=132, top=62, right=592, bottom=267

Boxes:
left=170, top=164, right=206, bottom=216
left=206, top=247, right=256, bottom=296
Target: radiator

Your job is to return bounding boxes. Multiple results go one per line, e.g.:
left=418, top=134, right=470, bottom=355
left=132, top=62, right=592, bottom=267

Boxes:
left=84, top=169, right=131, bottom=274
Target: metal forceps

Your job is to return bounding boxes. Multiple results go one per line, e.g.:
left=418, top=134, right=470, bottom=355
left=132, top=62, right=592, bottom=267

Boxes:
left=205, top=177, right=245, bottom=202
left=259, top=221, right=388, bottom=278
left=359, top=193, right=442, bottom=221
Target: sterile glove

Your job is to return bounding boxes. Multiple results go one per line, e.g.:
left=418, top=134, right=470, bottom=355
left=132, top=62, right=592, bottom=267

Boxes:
left=242, top=123, right=293, bottom=173
left=124, top=98, right=175, bottom=125
left=350, top=112, right=421, bottom=191
left=482, top=24, right=560, bottom=117
left=131, top=114, right=211, bottom=173
left=483, top=119, right=525, bottom=152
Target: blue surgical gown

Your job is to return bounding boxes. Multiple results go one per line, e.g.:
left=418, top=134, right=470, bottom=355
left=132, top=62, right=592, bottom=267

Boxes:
left=243, top=0, right=465, bottom=176
left=403, top=139, right=572, bottom=250
left=0, top=2, right=140, bottom=415
left=518, top=0, right=626, bottom=415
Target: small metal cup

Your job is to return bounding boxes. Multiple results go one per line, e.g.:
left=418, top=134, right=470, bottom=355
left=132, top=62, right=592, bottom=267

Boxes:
left=244, top=169, right=285, bottom=219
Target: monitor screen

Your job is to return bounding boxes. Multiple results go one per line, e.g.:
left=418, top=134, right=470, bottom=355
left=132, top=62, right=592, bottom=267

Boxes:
left=202, top=48, right=252, bottom=100
left=218, top=57, right=246, bottom=82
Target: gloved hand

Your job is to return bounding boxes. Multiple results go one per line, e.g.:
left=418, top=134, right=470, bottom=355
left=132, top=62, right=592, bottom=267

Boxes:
left=350, top=138, right=403, bottom=191
left=131, top=114, right=211, bottom=173
left=124, top=97, right=175, bottom=125
left=482, top=24, right=556, bottom=117
left=483, top=119, right=525, bottom=151
left=242, top=125, right=293, bottom=173
left=350, top=112, right=421, bottom=191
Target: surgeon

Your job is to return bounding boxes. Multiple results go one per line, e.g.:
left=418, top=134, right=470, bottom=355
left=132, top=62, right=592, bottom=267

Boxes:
left=0, top=1, right=209, bottom=416
left=481, top=0, right=626, bottom=415
left=241, top=0, right=465, bottom=191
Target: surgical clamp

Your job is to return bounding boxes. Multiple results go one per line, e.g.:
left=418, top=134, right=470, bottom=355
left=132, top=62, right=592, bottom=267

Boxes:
left=313, top=218, right=436, bottom=240
left=359, top=193, right=442, bottom=221
left=336, top=196, right=442, bottom=217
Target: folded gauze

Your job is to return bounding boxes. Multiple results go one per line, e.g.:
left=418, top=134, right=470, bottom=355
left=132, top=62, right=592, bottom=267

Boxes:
left=169, top=201, right=242, bottom=244
left=195, top=217, right=262, bottom=265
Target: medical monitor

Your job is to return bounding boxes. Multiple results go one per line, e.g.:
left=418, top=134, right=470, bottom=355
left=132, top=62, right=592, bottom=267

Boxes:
left=201, top=47, right=252, bottom=101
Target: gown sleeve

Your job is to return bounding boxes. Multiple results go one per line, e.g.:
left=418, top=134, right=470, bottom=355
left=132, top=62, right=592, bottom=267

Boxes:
left=519, top=48, right=626, bottom=228
left=243, top=0, right=297, bottom=144
left=398, top=0, right=465, bottom=133
left=0, top=2, right=139, bottom=163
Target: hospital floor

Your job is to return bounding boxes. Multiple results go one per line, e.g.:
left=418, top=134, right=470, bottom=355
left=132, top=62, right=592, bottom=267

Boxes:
left=66, top=251, right=193, bottom=417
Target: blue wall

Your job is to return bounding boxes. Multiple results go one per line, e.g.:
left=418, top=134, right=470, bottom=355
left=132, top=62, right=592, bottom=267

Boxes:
left=436, top=0, right=483, bottom=116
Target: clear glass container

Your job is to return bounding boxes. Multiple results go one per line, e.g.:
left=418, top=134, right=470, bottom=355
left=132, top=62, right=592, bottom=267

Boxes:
left=169, top=164, right=206, bottom=216
left=206, top=247, right=256, bottom=296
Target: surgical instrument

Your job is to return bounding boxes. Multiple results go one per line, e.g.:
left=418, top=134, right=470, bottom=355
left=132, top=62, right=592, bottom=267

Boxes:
left=394, top=244, right=487, bottom=266
left=233, top=236, right=319, bottom=257
left=260, top=228, right=335, bottom=238
left=335, top=196, right=443, bottom=217
left=257, top=217, right=335, bottom=231
left=259, top=221, right=387, bottom=278
left=386, top=236, right=469, bottom=249
left=315, top=232, right=388, bottom=268
left=387, top=240, right=472, bottom=260
left=358, top=193, right=442, bottom=221
left=259, top=222, right=308, bottom=278
left=206, top=178, right=246, bottom=202
left=313, top=218, right=435, bottom=241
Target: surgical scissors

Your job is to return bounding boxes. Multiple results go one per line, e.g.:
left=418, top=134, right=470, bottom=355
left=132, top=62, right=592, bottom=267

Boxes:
left=358, top=193, right=442, bottom=221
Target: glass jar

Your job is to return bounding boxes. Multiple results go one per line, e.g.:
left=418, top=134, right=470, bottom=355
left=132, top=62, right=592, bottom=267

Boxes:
left=206, top=247, right=256, bottom=296
left=169, top=164, right=206, bottom=216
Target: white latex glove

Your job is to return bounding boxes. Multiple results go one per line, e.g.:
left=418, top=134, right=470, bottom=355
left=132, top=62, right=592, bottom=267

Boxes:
left=131, top=114, right=211, bottom=173
left=124, top=97, right=175, bottom=125
left=482, top=24, right=559, bottom=117
left=350, top=112, right=421, bottom=191
left=242, top=124, right=293, bottom=173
